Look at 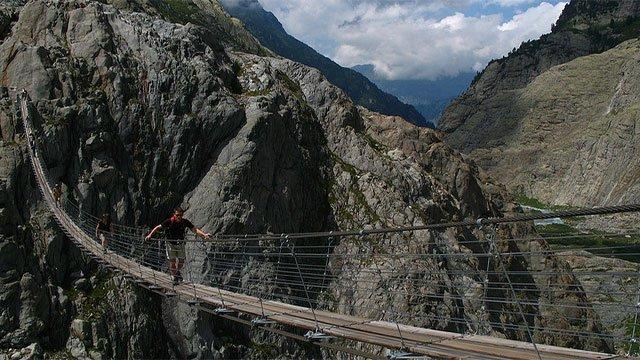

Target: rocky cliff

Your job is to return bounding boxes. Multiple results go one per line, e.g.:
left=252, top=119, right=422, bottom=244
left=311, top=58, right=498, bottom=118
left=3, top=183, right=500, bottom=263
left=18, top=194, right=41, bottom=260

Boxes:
left=0, top=0, right=615, bottom=358
left=438, top=0, right=640, bottom=207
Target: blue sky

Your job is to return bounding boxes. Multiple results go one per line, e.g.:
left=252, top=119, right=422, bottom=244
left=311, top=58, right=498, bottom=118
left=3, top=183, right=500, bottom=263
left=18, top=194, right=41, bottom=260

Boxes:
left=256, top=0, right=568, bottom=80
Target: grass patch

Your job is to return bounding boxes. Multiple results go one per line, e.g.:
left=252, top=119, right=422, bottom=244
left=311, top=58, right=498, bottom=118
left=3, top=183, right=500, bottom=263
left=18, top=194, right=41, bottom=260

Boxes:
left=64, top=287, right=80, bottom=302
left=330, top=152, right=359, bottom=179
left=244, top=88, right=271, bottom=97
left=351, top=184, right=381, bottom=224
left=44, top=349, right=74, bottom=359
left=328, top=152, right=381, bottom=225
left=250, top=341, right=279, bottom=359
left=623, top=315, right=640, bottom=355
left=1, top=140, right=18, bottom=147
left=361, top=133, right=387, bottom=154
left=78, top=275, right=116, bottom=321
left=516, top=193, right=579, bottom=212
left=538, top=223, right=640, bottom=263
left=516, top=194, right=548, bottom=209
left=151, top=0, right=206, bottom=26
left=275, top=71, right=304, bottom=100
left=536, top=223, right=577, bottom=235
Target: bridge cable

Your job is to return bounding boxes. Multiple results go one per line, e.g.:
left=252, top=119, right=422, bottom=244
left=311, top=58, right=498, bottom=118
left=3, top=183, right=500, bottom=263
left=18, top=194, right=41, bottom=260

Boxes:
left=479, top=227, right=493, bottom=335
left=287, top=238, right=321, bottom=331
left=372, top=243, right=409, bottom=351
left=630, top=283, right=640, bottom=356
left=208, top=238, right=226, bottom=309
left=485, top=225, right=542, bottom=360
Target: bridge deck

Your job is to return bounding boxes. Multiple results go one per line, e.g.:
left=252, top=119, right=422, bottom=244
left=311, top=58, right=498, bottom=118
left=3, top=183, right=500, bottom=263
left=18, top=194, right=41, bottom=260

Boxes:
left=22, top=96, right=622, bottom=360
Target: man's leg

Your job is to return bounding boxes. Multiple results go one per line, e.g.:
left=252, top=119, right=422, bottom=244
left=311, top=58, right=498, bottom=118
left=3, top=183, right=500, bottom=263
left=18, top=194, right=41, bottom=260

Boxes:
left=100, top=234, right=107, bottom=250
left=173, top=244, right=186, bottom=282
left=176, top=259, right=184, bottom=281
left=169, top=259, right=177, bottom=276
left=167, top=245, right=177, bottom=277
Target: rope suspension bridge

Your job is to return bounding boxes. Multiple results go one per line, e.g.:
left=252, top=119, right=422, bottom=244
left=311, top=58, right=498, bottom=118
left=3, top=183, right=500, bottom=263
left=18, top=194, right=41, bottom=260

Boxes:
left=18, top=92, right=640, bottom=359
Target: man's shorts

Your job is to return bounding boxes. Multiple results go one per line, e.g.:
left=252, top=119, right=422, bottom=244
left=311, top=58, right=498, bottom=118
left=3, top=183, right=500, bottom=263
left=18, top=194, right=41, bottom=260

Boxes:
left=166, top=242, right=186, bottom=260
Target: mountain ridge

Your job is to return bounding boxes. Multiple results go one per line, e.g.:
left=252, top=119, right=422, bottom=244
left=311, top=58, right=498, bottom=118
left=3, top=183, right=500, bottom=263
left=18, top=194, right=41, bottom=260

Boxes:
left=440, top=0, right=640, bottom=139
left=220, top=0, right=433, bottom=127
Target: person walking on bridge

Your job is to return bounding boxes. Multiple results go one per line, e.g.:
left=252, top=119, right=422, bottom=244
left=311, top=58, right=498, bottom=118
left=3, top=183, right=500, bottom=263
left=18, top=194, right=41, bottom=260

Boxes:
left=96, top=213, right=113, bottom=252
left=52, top=183, right=62, bottom=206
left=145, top=207, right=211, bottom=284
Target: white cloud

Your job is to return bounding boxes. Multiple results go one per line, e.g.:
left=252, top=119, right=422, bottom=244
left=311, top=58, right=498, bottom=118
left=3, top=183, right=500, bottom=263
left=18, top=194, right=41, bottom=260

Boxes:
left=490, top=0, right=537, bottom=6
left=258, top=0, right=567, bottom=80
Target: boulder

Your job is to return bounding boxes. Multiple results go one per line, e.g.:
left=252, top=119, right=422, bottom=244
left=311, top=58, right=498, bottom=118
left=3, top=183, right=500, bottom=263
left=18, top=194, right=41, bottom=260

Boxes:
left=70, top=319, right=92, bottom=344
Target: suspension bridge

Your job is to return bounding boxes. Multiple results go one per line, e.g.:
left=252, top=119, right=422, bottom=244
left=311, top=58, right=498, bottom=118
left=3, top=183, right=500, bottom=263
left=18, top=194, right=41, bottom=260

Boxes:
left=18, top=92, right=640, bottom=359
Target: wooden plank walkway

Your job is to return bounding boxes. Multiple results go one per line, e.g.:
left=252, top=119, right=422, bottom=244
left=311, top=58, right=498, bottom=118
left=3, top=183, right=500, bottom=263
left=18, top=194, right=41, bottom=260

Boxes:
left=21, top=96, right=624, bottom=360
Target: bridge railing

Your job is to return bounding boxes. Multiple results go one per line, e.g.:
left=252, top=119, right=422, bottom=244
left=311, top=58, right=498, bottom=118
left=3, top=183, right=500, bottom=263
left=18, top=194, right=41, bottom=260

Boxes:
left=47, top=185, right=640, bottom=357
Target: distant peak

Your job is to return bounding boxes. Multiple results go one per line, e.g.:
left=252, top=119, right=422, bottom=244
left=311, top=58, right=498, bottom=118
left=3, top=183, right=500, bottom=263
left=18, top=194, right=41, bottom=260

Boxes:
left=554, top=0, right=640, bottom=31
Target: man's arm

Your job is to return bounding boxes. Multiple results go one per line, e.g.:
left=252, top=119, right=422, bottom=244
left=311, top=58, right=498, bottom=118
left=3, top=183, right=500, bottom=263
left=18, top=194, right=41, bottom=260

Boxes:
left=191, top=227, right=211, bottom=240
left=95, top=224, right=100, bottom=237
left=145, top=224, right=163, bottom=241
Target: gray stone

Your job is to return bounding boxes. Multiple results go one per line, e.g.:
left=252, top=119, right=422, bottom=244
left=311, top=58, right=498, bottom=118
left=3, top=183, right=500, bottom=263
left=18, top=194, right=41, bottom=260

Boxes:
left=84, top=135, right=105, bottom=153
left=70, top=271, right=84, bottom=280
left=73, top=278, right=90, bottom=293
left=88, top=349, right=102, bottom=360
left=70, top=319, right=92, bottom=344
left=22, top=343, right=42, bottom=360
left=66, top=337, right=87, bottom=359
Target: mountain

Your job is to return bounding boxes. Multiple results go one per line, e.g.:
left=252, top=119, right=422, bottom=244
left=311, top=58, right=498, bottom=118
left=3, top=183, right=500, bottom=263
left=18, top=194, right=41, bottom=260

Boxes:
left=219, top=0, right=432, bottom=127
left=352, top=64, right=475, bottom=124
left=0, top=0, right=613, bottom=358
left=438, top=0, right=640, bottom=207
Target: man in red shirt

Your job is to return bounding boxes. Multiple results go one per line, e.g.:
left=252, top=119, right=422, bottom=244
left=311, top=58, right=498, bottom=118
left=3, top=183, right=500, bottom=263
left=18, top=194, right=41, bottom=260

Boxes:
left=145, top=207, right=211, bottom=284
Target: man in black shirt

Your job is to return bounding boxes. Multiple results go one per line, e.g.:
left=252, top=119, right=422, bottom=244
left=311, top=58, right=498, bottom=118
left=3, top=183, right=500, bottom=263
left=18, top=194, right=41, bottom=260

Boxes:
left=145, top=207, right=211, bottom=284
left=95, top=213, right=113, bottom=252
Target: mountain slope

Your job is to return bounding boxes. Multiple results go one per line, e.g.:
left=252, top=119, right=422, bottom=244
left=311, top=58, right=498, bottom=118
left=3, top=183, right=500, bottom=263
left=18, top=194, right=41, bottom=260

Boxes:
left=220, top=0, right=431, bottom=127
left=438, top=0, right=640, bottom=206
left=440, top=0, right=640, bottom=140
left=466, top=38, right=640, bottom=207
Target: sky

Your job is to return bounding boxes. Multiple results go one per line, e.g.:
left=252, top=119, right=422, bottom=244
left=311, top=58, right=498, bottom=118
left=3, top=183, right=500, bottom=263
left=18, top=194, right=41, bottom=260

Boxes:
left=255, top=0, right=568, bottom=80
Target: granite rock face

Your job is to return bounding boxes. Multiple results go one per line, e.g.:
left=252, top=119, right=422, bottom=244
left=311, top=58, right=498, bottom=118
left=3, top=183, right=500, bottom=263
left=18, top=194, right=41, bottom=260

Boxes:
left=0, top=0, right=616, bottom=358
